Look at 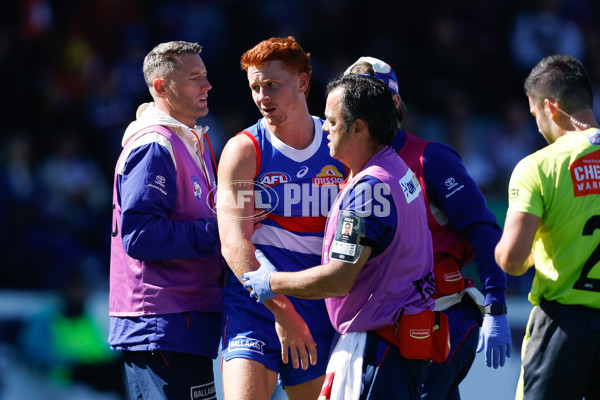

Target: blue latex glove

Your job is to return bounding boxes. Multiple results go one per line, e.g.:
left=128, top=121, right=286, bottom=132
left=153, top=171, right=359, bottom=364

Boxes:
left=476, top=313, right=512, bottom=368
left=241, top=249, right=277, bottom=303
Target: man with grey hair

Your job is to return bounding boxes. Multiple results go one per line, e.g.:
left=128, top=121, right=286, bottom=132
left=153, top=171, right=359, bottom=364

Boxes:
left=108, top=41, right=224, bottom=399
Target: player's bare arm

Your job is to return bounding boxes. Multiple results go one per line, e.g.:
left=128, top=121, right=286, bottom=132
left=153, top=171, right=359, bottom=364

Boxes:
left=495, top=211, right=539, bottom=276
left=217, top=134, right=263, bottom=278
left=217, top=133, right=319, bottom=370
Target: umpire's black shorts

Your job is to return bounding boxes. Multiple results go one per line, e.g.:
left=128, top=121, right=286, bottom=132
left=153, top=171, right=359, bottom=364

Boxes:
left=518, top=299, right=600, bottom=400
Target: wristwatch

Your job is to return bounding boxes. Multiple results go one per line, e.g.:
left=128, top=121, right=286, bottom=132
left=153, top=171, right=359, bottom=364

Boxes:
left=484, top=303, right=507, bottom=315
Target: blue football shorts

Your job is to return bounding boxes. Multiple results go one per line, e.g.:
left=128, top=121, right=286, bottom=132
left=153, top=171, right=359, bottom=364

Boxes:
left=221, top=270, right=335, bottom=386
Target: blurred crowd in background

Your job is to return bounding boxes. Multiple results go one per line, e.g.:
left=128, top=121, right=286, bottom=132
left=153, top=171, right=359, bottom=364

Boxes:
left=0, top=0, right=599, bottom=397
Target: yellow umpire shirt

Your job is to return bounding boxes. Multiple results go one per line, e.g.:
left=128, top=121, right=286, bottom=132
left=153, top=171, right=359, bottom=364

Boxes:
left=507, top=128, right=600, bottom=309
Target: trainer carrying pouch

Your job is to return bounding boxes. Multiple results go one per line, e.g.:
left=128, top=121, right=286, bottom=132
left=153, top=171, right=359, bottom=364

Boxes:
left=376, top=309, right=450, bottom=363
left=433, top=253, right=465, bottom=298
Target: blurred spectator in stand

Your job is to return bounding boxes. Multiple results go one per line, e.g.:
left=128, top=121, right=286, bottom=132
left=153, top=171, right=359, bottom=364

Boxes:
left=442, top=90, right=498, bottom=195
left=37, top=130, right=110, bottom=290
left=489, top=97, right=545, bottom=197
left=586, top=30, right=600, bottom=123
left=510, top=0, right=585, bottom=72
left=0, top=132, right=47, bottom=288
left=84, top=23, right=149, bottom=160
left=84, top=69, right=137, bottom=159
left=485, top=99, right=542, bottom=295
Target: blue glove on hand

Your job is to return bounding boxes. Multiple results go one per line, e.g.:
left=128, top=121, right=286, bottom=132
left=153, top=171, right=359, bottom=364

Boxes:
left=477, top=313, right=512, bottom=368
left=241, top=249, right=277, bottom=303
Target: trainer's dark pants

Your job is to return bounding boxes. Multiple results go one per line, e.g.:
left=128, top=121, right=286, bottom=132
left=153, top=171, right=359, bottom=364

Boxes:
left=122, top=350, right=216, bottom=400
left=361, top=331, right=429, bottom=400
left=422, top=296, right=483, bottom=400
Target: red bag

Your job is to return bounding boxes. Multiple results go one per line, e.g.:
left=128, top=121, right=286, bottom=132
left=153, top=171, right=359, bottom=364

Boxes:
left=376, top=309, right=450, bottom=363
left=433, top=253, right=465, bottom=298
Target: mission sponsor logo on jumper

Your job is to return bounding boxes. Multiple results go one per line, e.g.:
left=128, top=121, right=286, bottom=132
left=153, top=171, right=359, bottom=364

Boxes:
left=312, top=165, right=344, bottom=186
left=228, top=335, right=266, bottom=354
left=570, top=150, right=600, bottom=197
left=190, top=382, right=216, bottom=400
left=444, top=176, right=464, bottom=199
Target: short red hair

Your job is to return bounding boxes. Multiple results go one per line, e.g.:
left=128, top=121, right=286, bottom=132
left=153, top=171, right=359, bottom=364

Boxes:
left=241, top=36, right=312, bottom=96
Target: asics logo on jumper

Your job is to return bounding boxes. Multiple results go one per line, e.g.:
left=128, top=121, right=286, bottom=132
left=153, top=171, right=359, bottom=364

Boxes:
left=297, top=166, right=309, bottom=178
left=228, top=336, right=265, bottom=354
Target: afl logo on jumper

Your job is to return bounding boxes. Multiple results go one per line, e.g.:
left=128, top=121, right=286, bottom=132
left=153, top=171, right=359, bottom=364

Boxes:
left=259, top=171, right=291, bottom=187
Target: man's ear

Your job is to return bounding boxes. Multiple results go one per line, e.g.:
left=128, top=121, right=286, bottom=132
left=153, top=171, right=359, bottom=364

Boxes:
left=153, top=78, right=167, bottom=97
left=392, top=93, right=402, bottom=110
left=353, top=118, right=367, bottom=134
left=544, top=98, right=559, bottom=121
left=298, top=72, right=310, bottom=95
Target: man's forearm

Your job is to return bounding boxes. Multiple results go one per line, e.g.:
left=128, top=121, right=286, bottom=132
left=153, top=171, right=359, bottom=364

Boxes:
left=269, top=268, right=345, bottom=299
left=221, top=236, right=259, bottom=281
left=268, top=250, right=373, bottom=300
left=495, top=246, right=534, bottom=276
